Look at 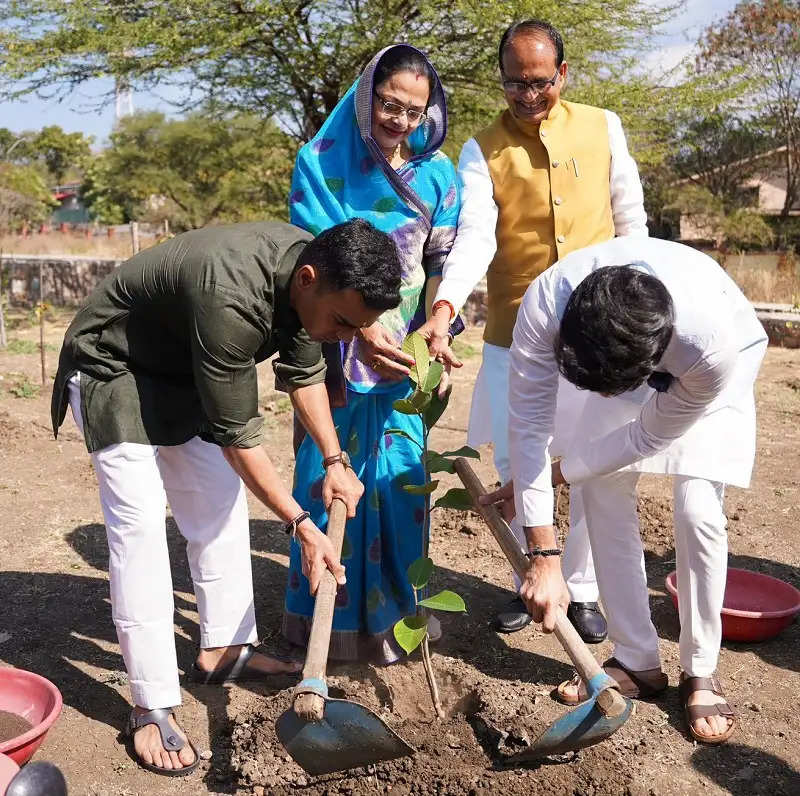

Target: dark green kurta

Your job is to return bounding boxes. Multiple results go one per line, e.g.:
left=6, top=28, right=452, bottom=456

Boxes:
left=51, top=221, right=326, bottom=452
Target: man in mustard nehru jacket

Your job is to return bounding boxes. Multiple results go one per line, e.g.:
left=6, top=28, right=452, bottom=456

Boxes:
left=420, top=19, right=648, bottom=639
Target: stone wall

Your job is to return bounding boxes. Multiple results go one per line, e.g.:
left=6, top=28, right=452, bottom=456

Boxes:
left=0, top=255, right=121, bottom=307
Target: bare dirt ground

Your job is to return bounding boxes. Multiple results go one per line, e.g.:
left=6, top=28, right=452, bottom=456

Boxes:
left=1, top=312, right=798, bottom=795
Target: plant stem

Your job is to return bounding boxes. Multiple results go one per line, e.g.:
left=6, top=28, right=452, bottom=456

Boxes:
left=417, top=417, right=444, bottom=718
left=420, top=634, right=445, bottom=719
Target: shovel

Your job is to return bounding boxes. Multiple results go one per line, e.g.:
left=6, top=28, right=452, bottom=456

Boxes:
left=454, top=458, right=633, bottom=761
left=276, top=498, right=414, bottom=776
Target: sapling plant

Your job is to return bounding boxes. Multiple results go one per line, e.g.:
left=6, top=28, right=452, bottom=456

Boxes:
left=387, top=330, right=479, bottom=719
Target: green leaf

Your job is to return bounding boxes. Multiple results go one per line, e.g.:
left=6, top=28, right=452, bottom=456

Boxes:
left=425, top=451, right=455, bottom=474
left=418, top=590, right=466, bottom=613
left=403, top=480, right=439, bottom=495
left=385, top=427, right=423, bottom=449
left=433, top=488, right=475, bottom=511
left=423, top=386, right=451, bottom=429
left=409, top=389, right=431, bottom=412
left=393, top=615, right=428, bottom=654
left=392, top=398, right=418, bottom=415
left=438, top=445, right=481, bottom=460
left=402, top=331, right=429, bottom=387
left=407, top=556, right=433, bottom=588
left=420, top=360, right=443, bottom=394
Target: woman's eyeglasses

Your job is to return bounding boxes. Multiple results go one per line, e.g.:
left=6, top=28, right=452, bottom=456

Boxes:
left=373, top=92, right=427, bottom=124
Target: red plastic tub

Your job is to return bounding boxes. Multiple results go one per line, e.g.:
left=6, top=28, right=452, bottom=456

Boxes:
left=665, top=567, right=800, bottom=642
left=0, top=668, right=63, bottom=766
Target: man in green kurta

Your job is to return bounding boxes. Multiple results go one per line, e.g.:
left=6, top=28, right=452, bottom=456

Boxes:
left=51, top=218, right=402, bottom=776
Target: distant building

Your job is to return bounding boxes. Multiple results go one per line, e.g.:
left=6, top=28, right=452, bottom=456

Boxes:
left=51, top=182, right=90, bottom=225
left=678, top=146, right=799, bottom=243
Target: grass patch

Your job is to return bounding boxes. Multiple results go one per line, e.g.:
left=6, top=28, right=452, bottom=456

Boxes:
left=452, top=338, right=480, bottom=359
left=8, top=375, right=40, bottom=399
left=4, top=338, right=57, bottom=355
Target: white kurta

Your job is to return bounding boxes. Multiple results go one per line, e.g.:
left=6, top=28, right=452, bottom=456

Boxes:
left=508, top=237, right=768, bottom=529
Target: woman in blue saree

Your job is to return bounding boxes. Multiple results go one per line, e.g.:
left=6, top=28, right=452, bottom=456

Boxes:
left=283, top=44, right=461, bottom=665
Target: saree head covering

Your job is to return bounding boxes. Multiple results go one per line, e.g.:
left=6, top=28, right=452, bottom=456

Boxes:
left=290, top=43, right=460, bottom=393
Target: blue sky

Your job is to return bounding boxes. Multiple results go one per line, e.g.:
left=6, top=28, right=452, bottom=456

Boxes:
left=0, top=0, right=740, bottom=146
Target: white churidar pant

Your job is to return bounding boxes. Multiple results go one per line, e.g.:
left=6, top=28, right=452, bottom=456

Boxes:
left=467, top=342, right=599, bottom=602
left=68, top=376, right=257, bottom=709
left=580, top=471, right=726, bottom=676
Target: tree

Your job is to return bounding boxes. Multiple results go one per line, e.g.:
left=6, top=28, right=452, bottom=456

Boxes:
left=81, top=111, right=296, bottom=230
left=0, top=0, right=685, bottom=148
left=30, top=126, right=92, bottom=184
left=0, top=163, right=56, bottom=233
left=669, top=112, right=774, bottom=211
left=699, top=0, right=800, bottom=217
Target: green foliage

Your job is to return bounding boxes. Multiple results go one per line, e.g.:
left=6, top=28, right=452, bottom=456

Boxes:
left=403, top=481, right=439, bottom=496
left=5, top=338, right=55, bottom=354
left=407, top=557, right=433, bottom=589
left=665, top=183, right=776, bottom=250
left=669, top=113, right=775, bottom=212
left=0, top=0, right=694, bottom=155
left=698, top=0, right=800, bottom=217
left=8, top=375, right=39, bottom=398
left=393, top=615, right=429, bottom=655
left=418, top=591, right=466, bottom=613
left=79, top=111, right=296, bottom=230
left=0, top=162, right=57, bottom=232
left=30, top=126, right=92, bottom=183
left=433, top=488, right=475, bottom=511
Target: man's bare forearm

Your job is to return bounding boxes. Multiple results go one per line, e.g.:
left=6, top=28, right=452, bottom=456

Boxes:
left=523, top=524, right=559, bottom=551
left=289, top=382, right=341, bottom=459
left=222, top=445, right=305, bottom=524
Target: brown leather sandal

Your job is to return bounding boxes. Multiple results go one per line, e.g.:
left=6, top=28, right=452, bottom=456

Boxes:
left=679, top=673, right=736, bottom=744
left=556, top=656, right=668, bottom=706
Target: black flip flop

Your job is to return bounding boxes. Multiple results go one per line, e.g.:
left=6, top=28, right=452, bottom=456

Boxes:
left=189, top=643, right=301, bottom=684
left=124, top=707, right=200, bottom=777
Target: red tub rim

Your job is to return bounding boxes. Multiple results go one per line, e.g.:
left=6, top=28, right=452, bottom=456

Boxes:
left=0, top=667, right=63, bottom=755
left=665, top=568, right=800, bottom=620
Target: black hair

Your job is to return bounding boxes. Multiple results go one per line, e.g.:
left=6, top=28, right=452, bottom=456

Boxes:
left=498, top=19, right=564, bottom=72
left=298, top=218, right=402, bottom=311
left=374, top=46, right=435, bottom=96
left=555, top=265, right=675, bottom=395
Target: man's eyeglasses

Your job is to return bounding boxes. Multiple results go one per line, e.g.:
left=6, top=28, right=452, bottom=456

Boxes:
left=501, top=69, right=560, bottom=96
left=373, top=92, right=427, bottom=124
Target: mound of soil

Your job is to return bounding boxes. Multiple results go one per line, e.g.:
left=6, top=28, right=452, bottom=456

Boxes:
left=226, top=655, right=637, bottom=795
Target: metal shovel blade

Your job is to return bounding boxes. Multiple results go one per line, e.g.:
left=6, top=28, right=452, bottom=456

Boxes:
left=276, top=696, right=415, bottom=777
left=510, top=690, right=634, bottom=762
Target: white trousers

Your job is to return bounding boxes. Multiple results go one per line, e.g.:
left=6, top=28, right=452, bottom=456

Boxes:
left=68, top=377, right=257, bottom=709
left=467, top=343, right=599, bottom=602
left=583, top=470, right=726, bottom=676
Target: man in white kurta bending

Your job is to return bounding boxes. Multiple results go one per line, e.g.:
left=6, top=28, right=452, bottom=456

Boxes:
left=486, top=236, right=766, bottom=744
left=421, top=18, right=648, bottom=640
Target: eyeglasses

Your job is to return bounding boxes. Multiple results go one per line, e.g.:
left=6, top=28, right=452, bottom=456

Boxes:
left=501, top=69, right=560, bottom=96
left=373, top=92, right=427, bottom=124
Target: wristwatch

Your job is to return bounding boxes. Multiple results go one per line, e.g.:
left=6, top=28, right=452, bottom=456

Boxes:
left=322, top=451, right=352, bottom=470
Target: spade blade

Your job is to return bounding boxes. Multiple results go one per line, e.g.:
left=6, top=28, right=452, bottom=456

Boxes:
left=510, top=693, right=634, bottom=762
left=276, top=697, right=414, bottom=777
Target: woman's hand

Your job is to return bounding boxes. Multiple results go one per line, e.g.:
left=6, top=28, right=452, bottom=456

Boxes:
left=357, top=322, right=415, bottom=381
left=416, top=319, right=463, bottom=397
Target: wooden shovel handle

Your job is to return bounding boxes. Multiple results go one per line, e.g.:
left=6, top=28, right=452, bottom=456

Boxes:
left=294, top=497, right=348, bottom=721
left=454, top=459, right=627, bottom=718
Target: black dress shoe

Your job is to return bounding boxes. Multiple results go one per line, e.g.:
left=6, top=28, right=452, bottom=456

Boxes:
left=567, top=601, right=608, bottom=644
left=494, top=596, right=532, bottom=634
